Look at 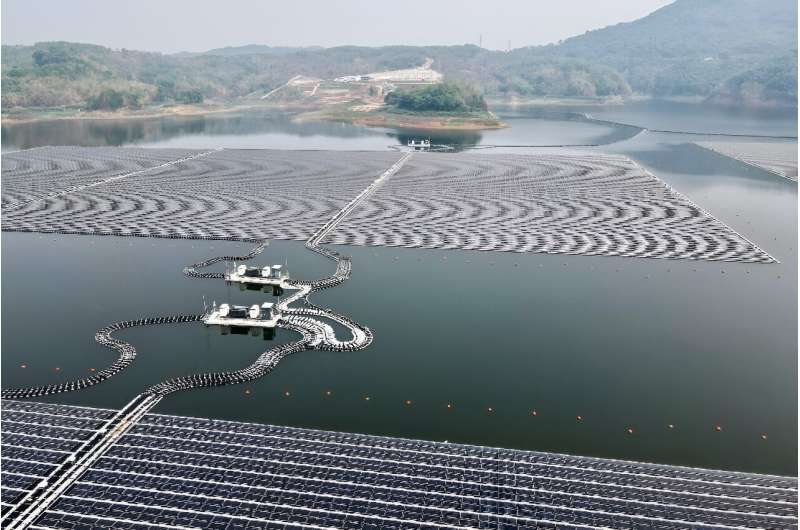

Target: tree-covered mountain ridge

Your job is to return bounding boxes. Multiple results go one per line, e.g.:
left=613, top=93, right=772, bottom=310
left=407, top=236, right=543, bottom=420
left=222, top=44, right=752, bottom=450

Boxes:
left=2, top=0, right=796, bottom=111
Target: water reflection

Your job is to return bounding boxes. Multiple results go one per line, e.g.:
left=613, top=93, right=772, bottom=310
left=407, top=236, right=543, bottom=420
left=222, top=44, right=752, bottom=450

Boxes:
left=219, top=326, right=276, bottom=340
left=393, top=130, right=483, bottom=151
left=3, top=106, right=642, bottom=152
left=238, top=282, right=284, bottom=296
left=1, top=111, right=393, bottom=151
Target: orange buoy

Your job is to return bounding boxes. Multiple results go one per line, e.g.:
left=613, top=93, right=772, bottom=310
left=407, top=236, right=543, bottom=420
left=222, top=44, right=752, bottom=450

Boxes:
left=714, top=425, right=722, bottom=432
left=530, top=409, right=538, bottom=417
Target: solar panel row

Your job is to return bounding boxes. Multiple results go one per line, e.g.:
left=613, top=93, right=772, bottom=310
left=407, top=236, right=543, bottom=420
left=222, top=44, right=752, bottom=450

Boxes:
left=2, top=399, right=116, bottom=420
left=1, top=401, right=795, bottom=530
left=138, top=413, right=794, bottom=489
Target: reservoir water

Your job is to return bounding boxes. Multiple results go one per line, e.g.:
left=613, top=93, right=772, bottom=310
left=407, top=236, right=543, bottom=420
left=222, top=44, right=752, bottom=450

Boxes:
left=1, top=101, right=796, bottom=475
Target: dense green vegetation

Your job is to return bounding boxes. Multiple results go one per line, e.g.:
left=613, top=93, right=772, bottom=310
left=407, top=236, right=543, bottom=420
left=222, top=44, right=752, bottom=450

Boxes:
left=0, top=42, right=429, bottom=110
left=707, top=56, right=797, bottom=107
left=2, top=0, right=795, bottom=112
left=384, top=82, right=487, bottom=112
left=543, top=0, right=796, bottom=99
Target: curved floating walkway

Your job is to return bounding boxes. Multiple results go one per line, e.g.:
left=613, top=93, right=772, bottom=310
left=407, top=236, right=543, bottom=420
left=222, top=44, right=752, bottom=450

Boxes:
left=141, top=154, right=414, bottom=395
left=145, top=321, right=315, bottom=396
left=182, top=240, right=268, bottom=279
left=0, top=315, right=203, bottom=400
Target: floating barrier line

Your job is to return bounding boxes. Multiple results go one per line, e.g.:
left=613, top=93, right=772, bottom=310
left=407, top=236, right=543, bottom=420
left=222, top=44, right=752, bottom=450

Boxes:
left=583, top=113, right=798, bottom=140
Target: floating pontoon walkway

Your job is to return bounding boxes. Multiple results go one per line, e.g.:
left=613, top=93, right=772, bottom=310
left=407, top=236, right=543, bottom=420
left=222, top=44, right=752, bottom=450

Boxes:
left=1, top=400, right=796, bottom=529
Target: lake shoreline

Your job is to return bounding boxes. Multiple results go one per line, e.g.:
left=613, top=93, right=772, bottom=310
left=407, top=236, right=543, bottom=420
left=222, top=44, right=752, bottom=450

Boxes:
left=293, top=106, right=506, bottom=131
left=0, top=101, right=310, bottom=126
left=4, top=94, right=793, bottom=130
left=2, top=102, right=507, bottom=132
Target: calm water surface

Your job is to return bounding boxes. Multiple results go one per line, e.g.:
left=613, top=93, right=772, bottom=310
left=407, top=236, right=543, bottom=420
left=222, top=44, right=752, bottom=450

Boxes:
left=1, top=101, right=796, bottom=474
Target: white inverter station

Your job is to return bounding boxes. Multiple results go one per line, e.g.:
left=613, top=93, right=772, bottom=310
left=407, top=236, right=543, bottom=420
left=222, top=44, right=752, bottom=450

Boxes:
left=203, top=301, right=280, bottom=328
left=225, top=262, right=294, bottom=289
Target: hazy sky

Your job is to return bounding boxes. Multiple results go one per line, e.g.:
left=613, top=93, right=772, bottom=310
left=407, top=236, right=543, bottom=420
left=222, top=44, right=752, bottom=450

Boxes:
left=2, top=0, right=673, bottom=53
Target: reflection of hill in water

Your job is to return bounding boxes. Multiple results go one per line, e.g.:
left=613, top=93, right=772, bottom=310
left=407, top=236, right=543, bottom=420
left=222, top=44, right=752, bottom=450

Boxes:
left=2, top=111, right=385, bottom=151
left=4, top=106, right=649, bottom=152
left=392, top=131, right=483, bottom=151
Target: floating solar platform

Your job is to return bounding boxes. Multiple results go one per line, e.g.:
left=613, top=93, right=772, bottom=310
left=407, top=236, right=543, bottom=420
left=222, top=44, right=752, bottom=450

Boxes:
left=2, top=148, right=405, bottom=242
left=1, top=146, right=207, bottom=208
left=328, top=151, right=775, bottom=262
left=1, top=147, right=775, bottom=262
left=695, top=141, right=798, bottom=181
left=1, top=400, right=797, bottom=529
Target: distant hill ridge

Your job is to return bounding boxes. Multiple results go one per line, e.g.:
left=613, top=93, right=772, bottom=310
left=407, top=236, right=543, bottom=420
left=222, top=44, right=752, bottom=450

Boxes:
left=176, top=44, right=325, bottom=57
left=2, top=0, right=796, bottom=110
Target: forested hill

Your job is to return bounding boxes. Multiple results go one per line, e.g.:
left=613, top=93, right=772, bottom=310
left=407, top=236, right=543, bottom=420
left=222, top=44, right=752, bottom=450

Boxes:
left=542, top=0, right=797, bottom=100
left=2, top=0, right=796, bottom=111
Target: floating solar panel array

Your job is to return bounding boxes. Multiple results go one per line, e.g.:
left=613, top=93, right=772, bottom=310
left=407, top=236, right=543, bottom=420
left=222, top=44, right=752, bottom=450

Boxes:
left=1, top=147, right=774, bottom=262
left=695, top=141, right=798, bottom=181
left=1, top=400, right=797, bottom=529
left=1, top=146, right=207, bottom=208
left=2, top=148, right=404, bottom=241
left=0, top=401, right=116, bottom=511
left=328, top=151, right=775, bottom=263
